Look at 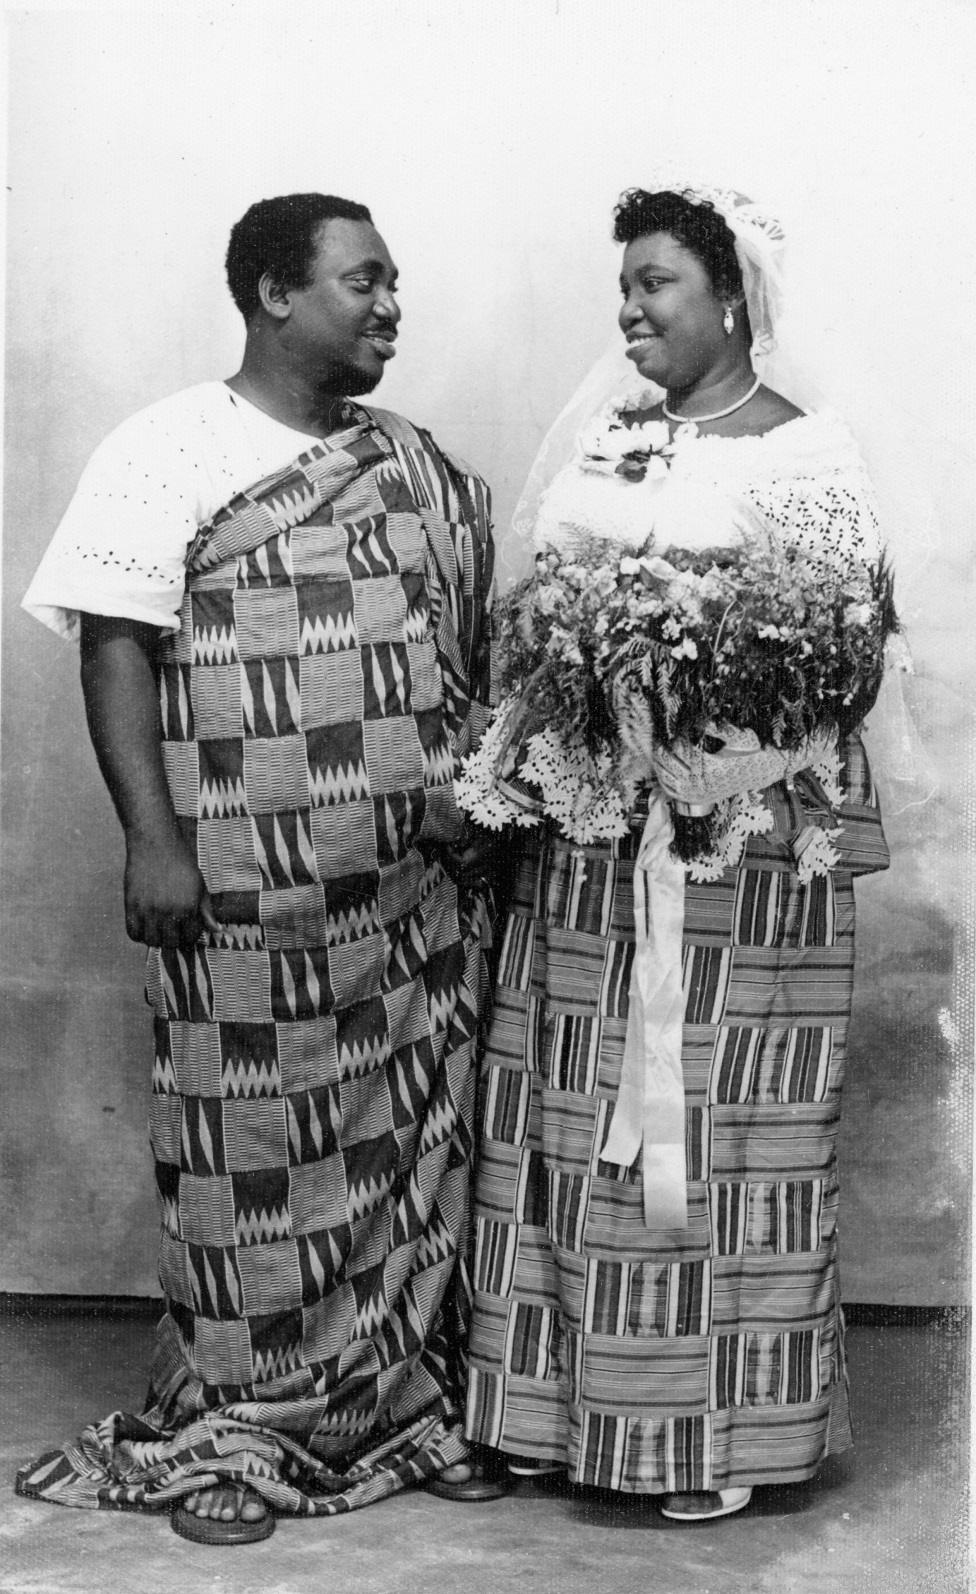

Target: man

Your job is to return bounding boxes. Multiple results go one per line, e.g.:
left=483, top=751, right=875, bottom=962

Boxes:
left=19, top=194, right=502, bottom=1541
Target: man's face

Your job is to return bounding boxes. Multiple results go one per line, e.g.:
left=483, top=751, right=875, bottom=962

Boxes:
left=284, top=217, right=401, bottom=395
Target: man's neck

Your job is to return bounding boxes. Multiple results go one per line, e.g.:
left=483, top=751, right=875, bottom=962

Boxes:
left=227, top=346, right=352, bottom=437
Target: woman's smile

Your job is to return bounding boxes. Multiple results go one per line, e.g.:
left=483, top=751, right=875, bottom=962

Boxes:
left=624, top=332, right=660, bottom=360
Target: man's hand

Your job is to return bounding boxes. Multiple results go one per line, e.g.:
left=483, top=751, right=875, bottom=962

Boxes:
left=124, top=833, right=221, bottom=948
left=444, top=822, right=503, bottom=887
left=80, top=614, right=223, bottom=948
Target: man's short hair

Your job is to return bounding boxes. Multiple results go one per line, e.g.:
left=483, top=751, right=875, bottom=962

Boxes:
left=226, top=193, right=373, bottom=322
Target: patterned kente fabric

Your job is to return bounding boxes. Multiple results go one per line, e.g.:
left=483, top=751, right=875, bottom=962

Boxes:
left=465, top=736, right=888, bottom=1492
left=16, top=406, right=495, bottom=1516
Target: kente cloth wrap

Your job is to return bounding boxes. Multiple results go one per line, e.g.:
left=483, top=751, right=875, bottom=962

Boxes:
left=465, top=742, right=888, bottom=1492
left=16, top=406, right=496, bottom=1517
left=465, top=413, right=890, bottom=1493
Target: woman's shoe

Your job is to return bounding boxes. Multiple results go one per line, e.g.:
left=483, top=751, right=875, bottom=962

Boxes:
left=660, top=1487, right=753, bottom=1521
left=507, top=1458, right=566, bottom=1479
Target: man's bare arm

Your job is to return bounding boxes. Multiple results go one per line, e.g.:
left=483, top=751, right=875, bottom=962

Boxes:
left=79, top=613, right=219, bottom=947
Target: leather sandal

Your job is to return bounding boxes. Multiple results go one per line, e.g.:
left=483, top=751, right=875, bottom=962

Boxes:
left=426, top=1455, right=509, bottom=1502
left=171, top=1487, right=276, bottom=1544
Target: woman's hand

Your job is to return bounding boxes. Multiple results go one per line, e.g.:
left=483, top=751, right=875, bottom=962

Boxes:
left=652, top=731, right=834, bottom=806
left=651, top=740, right=784, bottom=805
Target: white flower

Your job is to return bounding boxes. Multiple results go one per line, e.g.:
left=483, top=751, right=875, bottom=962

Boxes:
left=670, top=636, right=699, bottom=660
left=793, top=823, right=843, bottom=883
left=685, top=792, right=776, bottom=881
left=757, top=623, right=782, bottom=641
left=628, top=419, right=670, bottom=452
left=455, top=700, right=544, bottom=833
left=578, top=409, right=670, bottom=466
left=695, top=566, right=726, bottom=601
left=577, top=416, right=631, bottom=461
left=519, top=727, right=629, bottom=844
left=636, top=554, right=678, bottom=581
left=664, top=570, right=705, bottom=625
left=547, top=627, right=583, bottom=665
left=807, top=745, right=845, bottom=807
left=534, top=585, right=563, bottom=614
left=843, top=601, right=873, bottom=628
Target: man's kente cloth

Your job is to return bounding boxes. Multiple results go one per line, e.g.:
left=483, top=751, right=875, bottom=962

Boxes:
left=16, top=406, right=495, bottom=1516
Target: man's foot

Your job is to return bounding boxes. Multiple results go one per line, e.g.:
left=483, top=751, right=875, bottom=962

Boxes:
left=426, top=1457, right=509, bottom=1502
left=659, top=1487, right=753, bottom=1522
left=171, top=1484, right=275, bottom=1544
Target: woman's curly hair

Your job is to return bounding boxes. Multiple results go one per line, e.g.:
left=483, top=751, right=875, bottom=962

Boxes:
left=613, top=189, right=743, bottom=301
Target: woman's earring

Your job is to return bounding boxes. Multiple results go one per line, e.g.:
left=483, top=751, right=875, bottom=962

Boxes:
left=723, top=307, right=735, bottom=336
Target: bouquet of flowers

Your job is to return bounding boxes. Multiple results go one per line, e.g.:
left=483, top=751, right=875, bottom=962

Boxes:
left=456, top=402, right=898, bottom=877
left=465, top=539, right=633, bottom=841
left=605, top=539, right=896, bottom=866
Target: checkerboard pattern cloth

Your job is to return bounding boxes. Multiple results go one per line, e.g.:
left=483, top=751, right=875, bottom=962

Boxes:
left=17, top=408, right=497, bottom=1517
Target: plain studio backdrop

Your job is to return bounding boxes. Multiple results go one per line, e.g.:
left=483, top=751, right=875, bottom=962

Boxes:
left=1, top=0, right=973, bottom=1303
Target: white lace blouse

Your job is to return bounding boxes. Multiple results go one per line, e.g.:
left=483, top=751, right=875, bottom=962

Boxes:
left=22, top=382, right=320, bottom=641
left=533, top=409, right=883, bottom=572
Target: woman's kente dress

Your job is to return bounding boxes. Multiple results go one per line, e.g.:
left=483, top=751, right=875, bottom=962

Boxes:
left=464, top=411, right=890, bottom=1494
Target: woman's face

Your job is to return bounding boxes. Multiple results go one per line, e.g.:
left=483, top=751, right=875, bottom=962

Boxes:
left=618, top=231, right=729, bottom=391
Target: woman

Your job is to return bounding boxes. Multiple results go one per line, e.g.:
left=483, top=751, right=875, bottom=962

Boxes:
left=462, top=186, right=891, bottom=1520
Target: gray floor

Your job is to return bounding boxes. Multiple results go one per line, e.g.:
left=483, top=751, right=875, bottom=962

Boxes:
left=0, top=1310, right=969, bottom=1594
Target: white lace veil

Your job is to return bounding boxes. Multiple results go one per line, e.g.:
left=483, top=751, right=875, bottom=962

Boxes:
left=496, top=178, right=940, bottom=814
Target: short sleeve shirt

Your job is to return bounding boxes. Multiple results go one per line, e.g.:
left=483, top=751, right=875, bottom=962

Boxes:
left=22, top=381, right=320, bottom=641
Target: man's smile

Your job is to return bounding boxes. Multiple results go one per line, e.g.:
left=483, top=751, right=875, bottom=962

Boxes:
left=363, top=328, right=397, bottom=358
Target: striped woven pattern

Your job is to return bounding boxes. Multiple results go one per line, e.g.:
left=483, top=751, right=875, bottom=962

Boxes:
left=17, top=408, right=495, bottom=1517
left=465, top=737, right=888, bottom=1493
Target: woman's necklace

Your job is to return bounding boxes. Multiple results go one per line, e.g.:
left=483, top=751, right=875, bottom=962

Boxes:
left=662, top=374, right=761, bottom=425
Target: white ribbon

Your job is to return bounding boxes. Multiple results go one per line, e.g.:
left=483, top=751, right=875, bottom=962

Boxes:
left=600, top=791, right=688, bottom=1227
